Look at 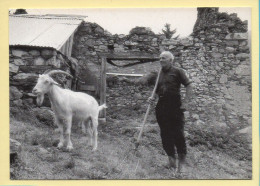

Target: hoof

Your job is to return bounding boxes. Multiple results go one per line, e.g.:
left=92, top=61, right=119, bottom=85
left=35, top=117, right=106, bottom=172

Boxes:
left=57, top=142, right=64, bottom=149
left=66, top=145, right=74, bottom=151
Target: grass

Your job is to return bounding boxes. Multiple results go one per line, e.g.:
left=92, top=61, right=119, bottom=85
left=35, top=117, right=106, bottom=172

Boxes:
left=10, top=106, right=252, bottom=180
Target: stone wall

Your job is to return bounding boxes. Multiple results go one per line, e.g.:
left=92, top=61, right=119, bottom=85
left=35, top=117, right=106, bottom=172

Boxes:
left=9, top=47, right=75, bottom=107
left=71, top=8, right=251, bottom=129
left=9, top=8, right=251, bottom=131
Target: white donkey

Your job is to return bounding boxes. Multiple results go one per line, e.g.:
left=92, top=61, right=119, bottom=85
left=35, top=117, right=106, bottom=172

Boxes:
left=32, top=70, right=106, bottom=151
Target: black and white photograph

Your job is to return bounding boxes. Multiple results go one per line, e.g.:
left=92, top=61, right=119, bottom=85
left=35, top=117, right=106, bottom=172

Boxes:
left=9, top=7, right=252, bottom=180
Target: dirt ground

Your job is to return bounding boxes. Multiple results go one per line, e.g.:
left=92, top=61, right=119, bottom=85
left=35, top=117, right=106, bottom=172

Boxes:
left=10, top=107, right=252, bottom=180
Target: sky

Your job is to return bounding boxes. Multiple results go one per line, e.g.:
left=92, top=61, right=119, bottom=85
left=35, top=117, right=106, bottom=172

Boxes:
left=12, top=8, right=251, bottom=37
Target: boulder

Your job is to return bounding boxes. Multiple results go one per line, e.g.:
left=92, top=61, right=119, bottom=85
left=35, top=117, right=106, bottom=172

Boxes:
left=85, top=39, right=95, bottom=47
left=161, top=39, right=178, bottom=45
left=225, top=40, right=239, bottom=46
left=34, top=57, right=46, bottom=65
left=211, top=53, right=223, bottom=58
left=225, top=33, right=248, bottom=40
left=239, top=126, right=252, bottom=134
left=12, top=49, right=28, bottom=57
left=179, top=37, right=194, bottom=46
left=14, top=58, right=26, bottom=66
left=41, top=49, right=55, bottom=59
left=10, top=138, right=22, bottom=164
left=32, top=107, right=55, bottom=127
left=12, top=99, right=23, bottom=107
left=235, top=65, right=251, bottom=76
left=46, top=56, right=60, bottom=68
left=29, top=50, right=41, bottom=56
left=129, top=27, right=155, bottom=35
left=236, top=53, right=250, bottom=60
left=9, top=63, right=19, bottom=73
left=219, top=74, right=228, bottom=84
left=10, top=86, right=23, bottom=100
left=94, top=26, right=104, bottom=35
left=12, top=73, right=38, bottom=86
left=225, top=47, right=236, bottom=53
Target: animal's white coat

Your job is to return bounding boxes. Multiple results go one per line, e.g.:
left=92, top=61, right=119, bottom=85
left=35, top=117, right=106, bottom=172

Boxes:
left=32, top=73, right=106, bottom=151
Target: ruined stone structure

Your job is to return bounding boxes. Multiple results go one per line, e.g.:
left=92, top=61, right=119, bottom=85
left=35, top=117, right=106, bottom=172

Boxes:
left=9, top=8, right=251, bottom=132
left=9, top=48, right=75, bottom=107
left=71, top=8, right=251, bottom=130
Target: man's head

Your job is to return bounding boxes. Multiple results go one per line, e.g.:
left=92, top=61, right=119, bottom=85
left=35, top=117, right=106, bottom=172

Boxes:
left=159, top=51, right=174, bottom=71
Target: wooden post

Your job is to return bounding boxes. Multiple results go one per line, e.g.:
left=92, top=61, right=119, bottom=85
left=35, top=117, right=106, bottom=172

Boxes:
left=99, top=57, right=107, bottom=123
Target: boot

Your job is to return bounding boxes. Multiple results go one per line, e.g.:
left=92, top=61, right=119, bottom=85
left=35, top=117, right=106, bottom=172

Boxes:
left=177, top=154, right=186, bottom=173
left=168, top=156, right=177, bottom=169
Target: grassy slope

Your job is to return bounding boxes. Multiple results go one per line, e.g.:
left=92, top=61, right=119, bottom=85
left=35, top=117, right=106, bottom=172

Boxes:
left=10, top=108, right=252, bottom=180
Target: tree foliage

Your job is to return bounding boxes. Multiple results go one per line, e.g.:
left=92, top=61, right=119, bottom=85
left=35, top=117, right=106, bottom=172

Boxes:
left=14, top=9, right=28, bottom=15
left=162, top=23, right=179, bottom=39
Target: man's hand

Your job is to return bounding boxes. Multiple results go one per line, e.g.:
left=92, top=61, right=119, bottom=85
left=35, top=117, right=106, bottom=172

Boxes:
left=147, top=96, right=155, bottom=105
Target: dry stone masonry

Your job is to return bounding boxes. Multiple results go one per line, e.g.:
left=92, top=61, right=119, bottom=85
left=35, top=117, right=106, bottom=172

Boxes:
left=9, top=8, right=251, bottom=133
left=70, top=8, right=251, bottom=131
left=9, top=48, right=75, bottom=107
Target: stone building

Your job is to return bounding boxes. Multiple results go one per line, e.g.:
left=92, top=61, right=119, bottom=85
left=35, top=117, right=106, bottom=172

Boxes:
left=9, top=14, right=83, bottom=107
left=9, top=8, right=251, bottom=132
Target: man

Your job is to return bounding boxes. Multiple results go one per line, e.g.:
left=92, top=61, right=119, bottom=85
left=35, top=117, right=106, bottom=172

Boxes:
left=148, top=51, right=193, bottom=172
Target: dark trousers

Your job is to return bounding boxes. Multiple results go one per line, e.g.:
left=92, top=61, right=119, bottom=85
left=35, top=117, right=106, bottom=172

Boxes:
left=155, top=94, right=187, bottom=158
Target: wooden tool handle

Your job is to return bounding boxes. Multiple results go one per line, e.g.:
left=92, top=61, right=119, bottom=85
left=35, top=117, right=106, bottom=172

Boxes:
left=136, top=68, right=162, bottom=144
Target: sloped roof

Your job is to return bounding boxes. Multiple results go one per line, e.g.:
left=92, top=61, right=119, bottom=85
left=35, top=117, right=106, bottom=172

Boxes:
left=9, top=15, right=84, bottom=51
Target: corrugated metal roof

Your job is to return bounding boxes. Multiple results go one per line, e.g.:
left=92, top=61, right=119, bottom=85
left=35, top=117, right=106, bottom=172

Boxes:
left=9, top=15, right=83, bottom=51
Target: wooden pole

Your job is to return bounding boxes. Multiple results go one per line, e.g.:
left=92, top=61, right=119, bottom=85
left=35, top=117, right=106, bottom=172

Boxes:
left=136, top=68, right=161, bottom=147
left=100, top=57, right=107, bottom=122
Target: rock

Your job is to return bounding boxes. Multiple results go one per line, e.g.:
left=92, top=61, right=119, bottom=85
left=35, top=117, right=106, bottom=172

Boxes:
left=14, top=58, right=26, bottom=66
left=161, top=39, right=178, bottom=45
left=211, top=53, right=223, bottom=58
left=129, top=27, right=155, bottom=35
left=29, top=50, right=41, bottom=56
left=41, top=49, right=55, bottom=59
left=219, top=74, right=228, bottom=84
left=80, top=25, right=92, bottom=34
left=23, top=98, right=34, bottom=106
left=99, top=45, right=108, bottom=50
left=12, top=73, right=38, bottom=86
left=10, top=86, right=23, bottom=100
left=239, top=45, right=249, bottom=52
left=195, top=120, right=205, bottom=126
left=34, top=57, right=46, bottom=65
left=235, top=65, right=251, bottom=76
left=46, top=56, right=60, bottom=68
left=236, top=53, right=250, bottom=60
left=12, top=49, right=28, bottom=57
left=94, top=26, right=104, bottom=35
left=225, top=33, right=248, bottom=40
left=239, top=126, right=252, bottom=134
left=192, top=114, right=200, bottom=120
left=9, top=63, right=19, bottom=73
left=39, top=147, right=49, bottom=154
left=226, top=47, right=235, bottom=53
left=179, top=37, right=193, bottom=46
left=225, top=40, right=239, bottom=46
left=10, top=139, right=22, bottom=164
left=12, top=99, right=23, bottom=107
left=216, top=122, right=228, bottom=129
left=118, top=34, right=125, bottom=39
left=33, top=107, right=55, bottom=127
left=239, top=41, right=248, bottom=46
left=86, top=39, right=95, bottom=47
